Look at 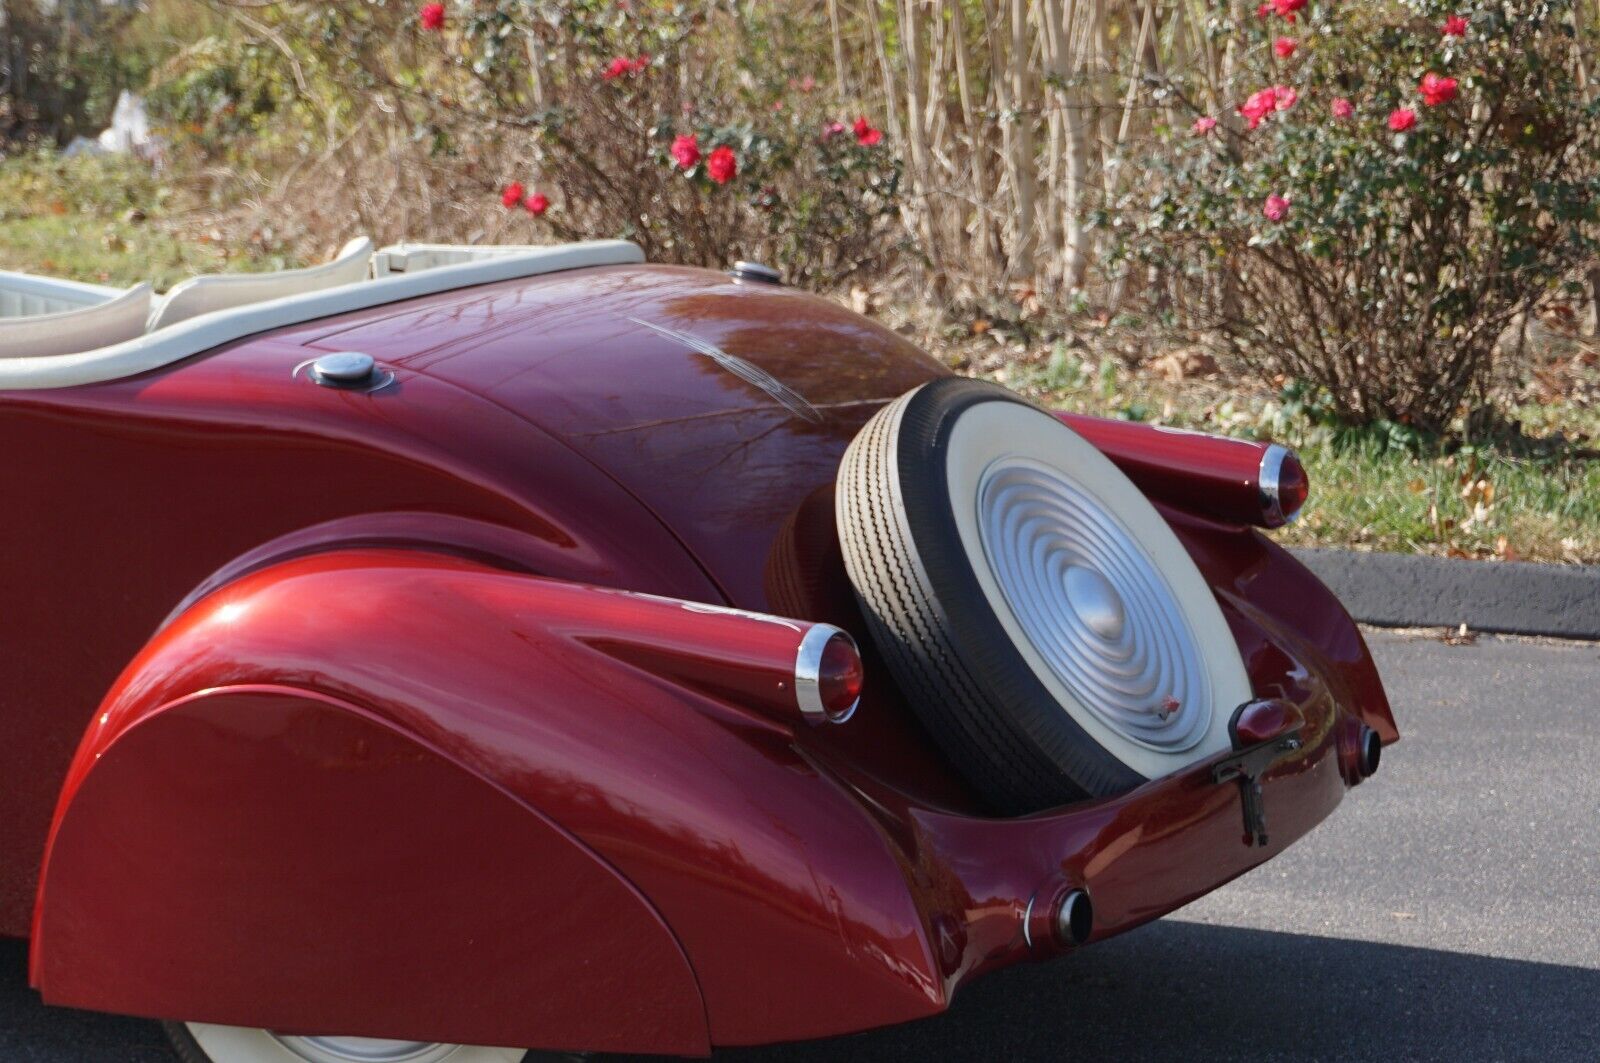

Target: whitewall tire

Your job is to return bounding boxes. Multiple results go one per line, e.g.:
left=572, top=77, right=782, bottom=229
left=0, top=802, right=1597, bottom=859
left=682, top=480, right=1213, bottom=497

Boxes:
left=836, top=379, right=1253, bottom=812
left=166, top=1022, right=529, bottom=1063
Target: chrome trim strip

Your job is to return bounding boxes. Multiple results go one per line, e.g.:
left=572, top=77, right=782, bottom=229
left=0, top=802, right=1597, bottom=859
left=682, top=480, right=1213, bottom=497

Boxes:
left=1257, top=443, right=1294, bottom=528
left=794, top=624, right=859, bottom=725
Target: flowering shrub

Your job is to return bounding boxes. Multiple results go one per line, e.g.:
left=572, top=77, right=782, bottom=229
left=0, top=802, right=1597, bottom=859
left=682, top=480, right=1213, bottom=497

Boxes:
left=1118, top=0, right=1600, bottom=429
left=243, top=1, right=901, bottom=287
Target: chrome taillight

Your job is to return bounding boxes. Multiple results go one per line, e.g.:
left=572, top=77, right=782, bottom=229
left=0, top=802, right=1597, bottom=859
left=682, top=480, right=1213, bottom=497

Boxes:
left=1258, top=444, right=1310, bottom=528
left=795, top=626, right=863, bottom=724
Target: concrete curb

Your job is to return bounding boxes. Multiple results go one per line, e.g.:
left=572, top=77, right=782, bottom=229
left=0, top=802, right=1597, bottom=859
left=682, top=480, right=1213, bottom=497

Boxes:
left=1289, top=547, right=1600, bottom=640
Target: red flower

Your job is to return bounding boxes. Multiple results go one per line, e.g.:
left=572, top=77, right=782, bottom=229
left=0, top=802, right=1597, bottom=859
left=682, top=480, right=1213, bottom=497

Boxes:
left=1239, top=87, right=1278, bottom=129
left=524, top=191, right=550, bottom=216
left=1192, top=116, right=1218, bottom=136
left=1419, top=72, right=1459, bottom=107
left=1273, top=0, right=1306, bottom=18
left=1256, top=3, right=1271, bottom=17
left=419, top=3, right=446, bottom=30
left=1263, top=193, right=1290, bottom=222
left=500, top=182, right=525, bottom=208
left=1441, top=15, right=1468, bottom=37
left=602, top=54, right=649, bottom=80
left=1271, top=84, right=1298, bottom=111
left=1331, top=97, right=1354, bottom=120
left=670, top=133, right=701, bottom=170
left=1388, top=107, right=1417, bottom=132
left=706, top=145, right=738, bottom=185
left=1273, top=37, right=1297, bottom=59
left=853, top=116, right=884, bottom=146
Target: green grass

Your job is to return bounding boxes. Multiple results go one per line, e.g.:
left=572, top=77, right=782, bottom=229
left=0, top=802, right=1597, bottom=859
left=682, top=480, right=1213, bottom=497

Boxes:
left=996, top=343, right=1600, bottom=564
left=1278, top=435, right=1600, bottom=562
left=0, top=153, right=287, bottom=289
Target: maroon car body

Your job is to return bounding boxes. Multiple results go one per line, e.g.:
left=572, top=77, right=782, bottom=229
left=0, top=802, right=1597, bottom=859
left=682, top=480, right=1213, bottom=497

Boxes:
left=0, top=263, right=1396, bottom=1054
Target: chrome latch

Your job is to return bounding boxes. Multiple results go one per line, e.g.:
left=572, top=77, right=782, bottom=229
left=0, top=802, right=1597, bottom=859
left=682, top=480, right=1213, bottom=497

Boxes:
left=1212, top=699, right=1305, bottom=847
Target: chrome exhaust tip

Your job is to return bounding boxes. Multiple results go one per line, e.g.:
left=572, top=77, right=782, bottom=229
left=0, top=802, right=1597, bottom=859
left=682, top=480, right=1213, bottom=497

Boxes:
left=1055, top=889, right=1094, bottom=947
left=1359, top=725, right=1382, bottom=778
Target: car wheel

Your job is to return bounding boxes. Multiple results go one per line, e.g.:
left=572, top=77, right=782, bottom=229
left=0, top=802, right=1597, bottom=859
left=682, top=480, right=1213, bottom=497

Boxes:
left=836, top=379, right=1253, bottom=813
left=164, top=1021, right=535, bottom=1063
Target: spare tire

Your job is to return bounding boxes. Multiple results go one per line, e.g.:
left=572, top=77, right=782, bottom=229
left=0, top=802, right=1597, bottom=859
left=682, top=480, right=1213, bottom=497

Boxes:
left=836, top=379, right=1252, bottom=813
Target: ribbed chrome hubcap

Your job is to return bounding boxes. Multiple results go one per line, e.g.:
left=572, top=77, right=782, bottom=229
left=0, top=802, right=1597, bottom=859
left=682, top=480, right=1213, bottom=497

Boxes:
left=273, top=1036, right=460, bottom=1063
left=977, top=457, right=1212, bottom=751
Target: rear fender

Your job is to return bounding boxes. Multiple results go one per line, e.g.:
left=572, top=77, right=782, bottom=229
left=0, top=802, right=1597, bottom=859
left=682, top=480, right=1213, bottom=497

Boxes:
left=33, top=550, right=941, bottom=1049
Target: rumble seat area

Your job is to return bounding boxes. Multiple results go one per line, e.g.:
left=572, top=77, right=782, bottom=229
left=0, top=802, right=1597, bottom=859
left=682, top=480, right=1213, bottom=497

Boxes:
left=145, top=236, right=375, bottom=332
left=0, top=239, right=645, bottom=387
left=0, top=278, right=153, bottom=359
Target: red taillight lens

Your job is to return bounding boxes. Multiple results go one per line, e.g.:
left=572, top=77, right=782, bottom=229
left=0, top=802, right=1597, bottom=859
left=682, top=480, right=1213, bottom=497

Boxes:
left=1259, top=445, right=1310, bottom=528
left=1278, top=451, right=1309, bottom=521
left=796, top=626, right=864, bottom=724
left=818, top=633, right=865, bottom=721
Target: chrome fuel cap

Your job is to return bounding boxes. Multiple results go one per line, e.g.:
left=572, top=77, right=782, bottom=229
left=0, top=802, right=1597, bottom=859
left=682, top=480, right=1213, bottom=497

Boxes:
left=298, top=351, right=395, bottom=393
left=731, top=261, right=783, bottom=284
left=311, top=351, right=376, bottom=385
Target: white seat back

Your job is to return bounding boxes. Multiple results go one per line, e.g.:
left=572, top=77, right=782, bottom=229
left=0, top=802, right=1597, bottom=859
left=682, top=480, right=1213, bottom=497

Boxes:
left=147, top=237, right=374, bottom=332
left=0, top=284, right=154, bottom=359
left=373, top=243, right=563, bottom=277
left=0, top=270, right=127, bottom=319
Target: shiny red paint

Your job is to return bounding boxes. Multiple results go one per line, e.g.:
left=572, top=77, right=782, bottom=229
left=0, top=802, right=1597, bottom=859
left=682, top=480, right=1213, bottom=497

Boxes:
left=37, top=553, right=945, bottom=1047
left=1058, top=412, right=1281, bottom=529
left=37, top=684, right=711, bottom=1055
left=2, top=262, right=1397, bottom=1051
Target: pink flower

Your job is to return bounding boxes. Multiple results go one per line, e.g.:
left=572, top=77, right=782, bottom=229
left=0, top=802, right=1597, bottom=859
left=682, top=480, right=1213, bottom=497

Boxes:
left=1419, top=72, right=1459, bottom=107
left=524, top=191, right=550, bottom=216
left=1256, top=2, right=1271, bottom=17
left=1239, top=87, right=1279, bottom=129
left=797, top=75, right=817, bottom=92
left=822, top=121, right=847, bottom=140
left=1273, top=0, right=1306, bottom=18
left=1263, top=193, right=1290, bottom=222
left=1192, top=116, right=1218, bottom=135
left=1441, top=15, right=1468, bottom=37
left=419, top=3, right=446, bottom=31
left=1388, top=107, right=1417, bottom=132
left=853, top=116, right=884, bottom=146
left=1272, top=85, right=1298, bottom=111
left=500, top=182, right=525, bottom=208
left=1273, top=37, right=1297, bottom=59
left=670, top=133, right=701, bottom=170
left=706, top=145, right=738, bottom=185
left=1331, top=97, right=1354, bottom=120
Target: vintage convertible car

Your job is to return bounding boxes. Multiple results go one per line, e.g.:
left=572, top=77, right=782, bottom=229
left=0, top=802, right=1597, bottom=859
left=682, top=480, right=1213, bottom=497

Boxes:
left=0, top=241, right=1396, bottom=1062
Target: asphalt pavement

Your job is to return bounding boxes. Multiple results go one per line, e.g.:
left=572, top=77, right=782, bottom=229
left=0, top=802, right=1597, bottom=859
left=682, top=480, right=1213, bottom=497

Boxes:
left=2, top=630, right=1596, bottom=1062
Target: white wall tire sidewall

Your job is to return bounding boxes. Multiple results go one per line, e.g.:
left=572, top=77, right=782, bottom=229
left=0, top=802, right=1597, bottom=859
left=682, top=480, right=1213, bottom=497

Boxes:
left=183, top=1024, right=525, bottom=1063
left=942, top=401, right=1253, bottom=780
